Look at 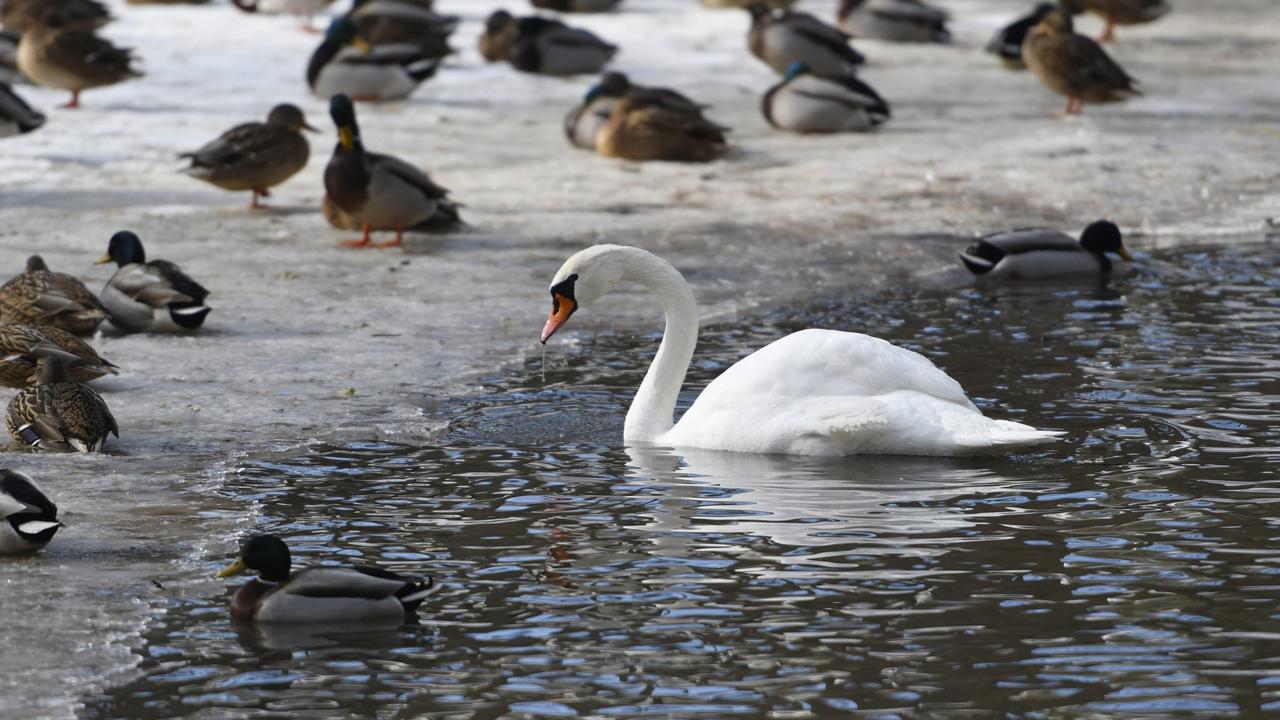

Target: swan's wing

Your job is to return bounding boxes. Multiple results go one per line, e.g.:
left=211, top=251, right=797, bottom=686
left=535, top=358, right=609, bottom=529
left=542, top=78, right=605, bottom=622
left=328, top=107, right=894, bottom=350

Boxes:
left=695, top=329, right=978, bottom=412
left=665, top=329, right=1062, bottom=456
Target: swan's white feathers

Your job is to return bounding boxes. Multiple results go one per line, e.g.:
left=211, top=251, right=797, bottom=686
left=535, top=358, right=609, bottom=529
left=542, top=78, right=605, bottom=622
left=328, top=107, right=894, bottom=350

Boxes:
left=663, top=329, right=1053, bottom=456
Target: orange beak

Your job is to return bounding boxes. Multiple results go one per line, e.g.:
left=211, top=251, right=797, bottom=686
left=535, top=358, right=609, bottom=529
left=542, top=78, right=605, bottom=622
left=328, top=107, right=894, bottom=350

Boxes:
left=540, top=292, right=577, bottom=344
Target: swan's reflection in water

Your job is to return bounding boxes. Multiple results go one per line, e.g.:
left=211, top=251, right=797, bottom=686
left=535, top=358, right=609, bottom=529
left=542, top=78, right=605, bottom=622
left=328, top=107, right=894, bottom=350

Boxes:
left=624, top=444, right=1019, bottom=574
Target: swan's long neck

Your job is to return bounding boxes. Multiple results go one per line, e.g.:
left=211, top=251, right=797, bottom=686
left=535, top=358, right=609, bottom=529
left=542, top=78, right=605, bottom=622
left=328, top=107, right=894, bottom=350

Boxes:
left=622, top=253, right=699, bottom=443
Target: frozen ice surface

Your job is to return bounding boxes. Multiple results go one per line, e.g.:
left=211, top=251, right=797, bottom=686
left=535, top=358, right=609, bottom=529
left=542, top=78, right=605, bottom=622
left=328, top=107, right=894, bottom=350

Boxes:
left=0, top=0, right=1277, bottom=715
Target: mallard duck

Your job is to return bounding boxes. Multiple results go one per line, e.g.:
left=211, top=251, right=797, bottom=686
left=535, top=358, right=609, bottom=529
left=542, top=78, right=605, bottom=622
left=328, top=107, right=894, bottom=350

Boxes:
left=308, top=17, right=441, bottom=102
left=1060, top=0, right=1169, bottom=43
left=986, top=3, right=1057, bottom=70
left=835, top=0, right=949, bottom=44
left=959, top=220, right=1133, bottom=280
left=0, top=81, right=44, bottom=137
left=1023, top=7, right=1140, bottom=115
left=217, top=534, right=434, bottom=623
left=6, top=355, right=117, bottom=453
left=16, top=6, right=141, bottom=108
left=479, top=10, right=616, bottom=76
left=0, top=255, right=108, bottom=335
left=1, top=0, right=110, bottom=34
left=531, top=0, right=622, bottom=11
left=180, top=104, right=315, bottom=210
left=0, top=324, right=117, bottom=388
left=762, top=62, right=889, bottom=133
left=348, top=0, right=458, bottom=58
left=0, top=470, right=61, bottom=554
left=95, top=231, right=211, bottom=332
left=596, top=90, right=728, bottom=163
left=325, top=94, right=462, bottom=248
left=564, top=72, right=717, bottom=151
left=747, top=4, right=864, bottom=77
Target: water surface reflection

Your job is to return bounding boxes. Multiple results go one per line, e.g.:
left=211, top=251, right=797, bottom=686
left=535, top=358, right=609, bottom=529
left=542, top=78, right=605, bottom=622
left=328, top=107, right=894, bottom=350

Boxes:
left=86, top=242, right=1280, bottom=718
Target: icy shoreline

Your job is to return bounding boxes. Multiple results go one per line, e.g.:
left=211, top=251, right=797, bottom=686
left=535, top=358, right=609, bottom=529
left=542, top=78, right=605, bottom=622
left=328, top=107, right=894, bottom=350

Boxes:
left=0, top=0, right=1277, bottom=715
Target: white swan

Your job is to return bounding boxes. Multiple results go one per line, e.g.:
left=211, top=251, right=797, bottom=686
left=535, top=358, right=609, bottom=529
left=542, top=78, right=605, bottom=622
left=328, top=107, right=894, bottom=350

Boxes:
left=539, top=245, right=1064, bottom=457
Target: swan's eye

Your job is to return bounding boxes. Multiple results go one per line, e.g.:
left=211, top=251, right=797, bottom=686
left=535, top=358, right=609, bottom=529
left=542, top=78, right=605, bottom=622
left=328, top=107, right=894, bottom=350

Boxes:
left=550, top=274, right=578, bottom=304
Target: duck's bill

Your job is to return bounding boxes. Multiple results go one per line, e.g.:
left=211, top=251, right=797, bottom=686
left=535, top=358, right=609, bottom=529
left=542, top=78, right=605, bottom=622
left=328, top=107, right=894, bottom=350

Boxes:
left=217, top=557, right=248, bottom=579
left=540, top=293, right=577, bottom=344
left=302, top=122, right=320, bottom=133
left=338, top=126, right=356, bottom=150
left=1117, top=247, right=1134, bottom=262
left=94, top=254, right=112, bottom=265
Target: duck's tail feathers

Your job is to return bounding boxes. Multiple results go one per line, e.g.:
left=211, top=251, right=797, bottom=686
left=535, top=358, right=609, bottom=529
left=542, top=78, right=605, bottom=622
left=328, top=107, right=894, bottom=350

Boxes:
left=397, top=577, right=437, bottom=612
left=407, top=58, right=442, bottom=83
left=957, top=251, right=994, bottom=275
left=168, top=302, right=211, bottom=330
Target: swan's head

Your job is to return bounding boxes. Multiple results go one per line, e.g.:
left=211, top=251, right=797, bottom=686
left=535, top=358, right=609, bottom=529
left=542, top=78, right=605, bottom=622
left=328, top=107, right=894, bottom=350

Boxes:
left=540, top=245, right=634, bottom=344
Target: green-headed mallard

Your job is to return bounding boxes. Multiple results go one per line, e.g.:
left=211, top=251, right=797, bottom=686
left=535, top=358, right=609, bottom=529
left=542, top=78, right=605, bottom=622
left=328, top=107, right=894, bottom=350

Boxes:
left=1, top=0, right=110, bottom=34
left=1060, top=0, right=1169, bottom=43
left=95, top=231, right=211, bottom=332
left=0, top=470, right=61, bottom=554
left=747, top=4, right=864, bottom=77
left=0, top=81, right=44, bottom=137
left=762, top=62, right=889, bottom=133
left=217, top=534, right=434, bottom=623
left=596, top=90, right=728, bottom=163
left=532, top=0, right=622, bottom=12
left=0, top=255, right=109, bottom=336
left=16, top=4, right=140, bottom=108
left=959, top=220, right=1133, bottom=280
left=6, top=355, right=117, bottom=453
left=324, top=94, right=462, bottom=248
left=1023, top=7, right=1139, bottom=115
left=986, top=3, right=1057, bottom=70
left=180, top=103, right=315, bottom=210
left=479, top=10, right=616, bottom=76
left=348, top=0, right=458, bottom=58
left=0, top=324, right=117, bottom=388
left=835, top=0, right=949, bottom=44
left=308, top=16, right=441, bottom=102
left=565, top=72, right=717, bottom=151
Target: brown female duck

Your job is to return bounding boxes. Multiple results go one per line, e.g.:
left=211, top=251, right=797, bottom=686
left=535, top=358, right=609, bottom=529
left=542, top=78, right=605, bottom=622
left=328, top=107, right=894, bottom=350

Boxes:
left=15, top=2, right=141, bottom=108
left=596, top=91, right=728, bottom=163
left=180, top=104, right=315, bottom=210
left=0, top=324, right=118, bottom=388
left=1023, top=7, right=1139, bottom=115
left=1060, top=0, right=1169, bottom=43
left=0, top=255, right=109, bottom=335
left=6, top=355, right=118, bottom=453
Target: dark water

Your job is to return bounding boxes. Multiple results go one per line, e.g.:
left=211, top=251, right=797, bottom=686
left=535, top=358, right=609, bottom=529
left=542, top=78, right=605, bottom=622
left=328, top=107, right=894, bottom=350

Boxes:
left=85, top=241, right=1280, bottom=718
